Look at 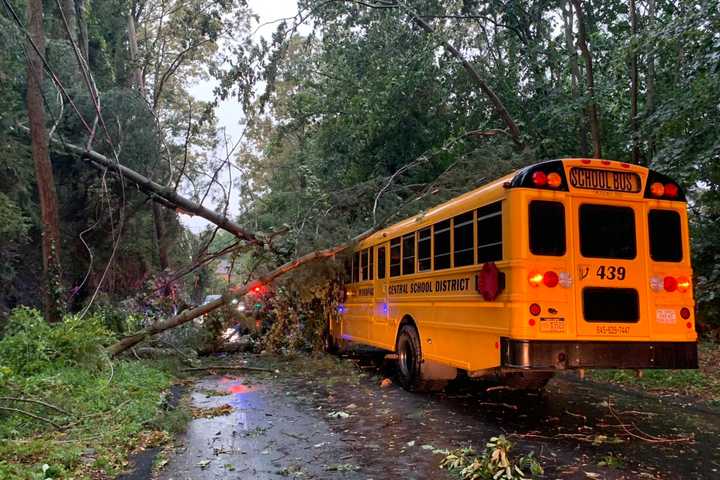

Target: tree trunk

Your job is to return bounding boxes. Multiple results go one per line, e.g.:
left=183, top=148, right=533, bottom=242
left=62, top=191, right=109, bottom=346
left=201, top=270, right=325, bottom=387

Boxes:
left=645, top=0, right=656, bottom=163
left=75, top=0, right=89, bottom=64
left=629, top=0, right=640, bottom=164
left=127, top=11, right=145, bottom=90
left=152, top=202, right=170, bottom=270
left=26, top=0, right=64, bottom=322
left=38, top=134, right=261, bottom=243
left=59, top=0, right=78, bottom=43
left=564, top=0, right=589, bottom=157
left=107, top=239, right=367, bottom=356
left=570, top=0, right=602, bottom=159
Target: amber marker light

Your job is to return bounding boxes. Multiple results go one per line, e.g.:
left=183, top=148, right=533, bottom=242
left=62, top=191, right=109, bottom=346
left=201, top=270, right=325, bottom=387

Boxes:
left=546, top=172, right=562, bottom=188
left=650, top=182, right=665, bottom=197
left=677, top=276, right=691, bottom=293
left=528, top=271, right=543, bottom=287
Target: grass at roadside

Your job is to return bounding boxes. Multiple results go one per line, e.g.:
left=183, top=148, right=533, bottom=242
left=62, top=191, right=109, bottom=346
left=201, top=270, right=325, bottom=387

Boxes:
left=587, top=341, right=720, bottom=405
left=0, top=308, right=189, bottom=479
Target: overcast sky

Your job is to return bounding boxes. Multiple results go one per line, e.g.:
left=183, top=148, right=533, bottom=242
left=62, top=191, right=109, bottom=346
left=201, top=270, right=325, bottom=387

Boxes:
left=182, top=0, right=300, bottom=233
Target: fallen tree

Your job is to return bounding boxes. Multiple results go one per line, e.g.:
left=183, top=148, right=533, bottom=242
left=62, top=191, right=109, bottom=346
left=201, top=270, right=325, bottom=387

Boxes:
left=107, top=233, right=370, bottom=356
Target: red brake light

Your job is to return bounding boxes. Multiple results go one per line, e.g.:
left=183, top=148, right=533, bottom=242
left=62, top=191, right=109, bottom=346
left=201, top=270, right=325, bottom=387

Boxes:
left=529, top=303, right=541, bottom=316
left=663, top=276, right=677, bottom=292
left=543, top=271, right=559, bottom=288
left=532, top=171, right=547, bottom=186
left=680, top=307, right=691, bottom=320
left=664, top=183, right=679, bottom=198
left=650, top=182, right=665, bottom=197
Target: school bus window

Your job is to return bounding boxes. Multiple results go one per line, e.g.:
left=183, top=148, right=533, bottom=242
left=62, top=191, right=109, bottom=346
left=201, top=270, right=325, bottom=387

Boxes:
left=529, top=201, right=566, bottom=256
left=344, top=258, right=352, bottom=283
left=649, top=210, right=682, bottom=262
left=377, top=246, right=386, bottom=279
left=418, top=228, right=432, bottom=271
left=434, top=219, right=451, bottom=270
left=453, top=212, right=474, bottom=267
left=390, top=238, right=401, bottom=277
left=477, top=202, right=502, bottom=262
left=361, top=249, right=369, bottom=281
left=402, top=233, right=416, bottom=275
left=580, top=204, right=636, bottom=259
left=369, top=247, right=375, bottom=280
left=352, top=251, right=360, bottom=283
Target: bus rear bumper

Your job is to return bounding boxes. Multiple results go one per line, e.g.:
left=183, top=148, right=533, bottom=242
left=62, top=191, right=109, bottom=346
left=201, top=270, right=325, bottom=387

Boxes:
left=501, top=339, right=698, bottom=370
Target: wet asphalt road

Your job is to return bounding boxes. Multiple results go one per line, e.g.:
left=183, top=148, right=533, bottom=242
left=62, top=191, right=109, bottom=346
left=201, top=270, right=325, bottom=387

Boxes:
left=151, top=352, right=720, bottom=480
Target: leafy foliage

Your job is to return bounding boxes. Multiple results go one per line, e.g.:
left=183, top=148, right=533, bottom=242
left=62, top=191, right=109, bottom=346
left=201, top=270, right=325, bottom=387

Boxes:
left=0, top=308, right=178, bottom=479
left=440, top=436, right=543, bottom=480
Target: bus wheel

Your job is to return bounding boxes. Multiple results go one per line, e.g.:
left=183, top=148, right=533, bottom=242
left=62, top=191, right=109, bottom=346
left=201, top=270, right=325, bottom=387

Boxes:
left=396, top=324, right=447, bottom=392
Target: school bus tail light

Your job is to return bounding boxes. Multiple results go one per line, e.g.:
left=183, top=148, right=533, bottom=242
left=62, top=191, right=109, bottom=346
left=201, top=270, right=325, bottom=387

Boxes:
left=650, top=275, right=663, bottom=292
left=528, top=271, right=543, bottom=287
left=558, top=271, right=572, bottom=288
left=676, top=276, right=691, bottom=293
left=543, top=271, right=559, bottom=288
left=664, top=275, right=678, bottom=292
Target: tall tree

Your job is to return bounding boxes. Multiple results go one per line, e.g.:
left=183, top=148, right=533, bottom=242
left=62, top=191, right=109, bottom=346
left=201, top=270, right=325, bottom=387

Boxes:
left=629, top=0, right=640, bottom=164
left=26, top=0, right=63, bottom=322
left=570, top=0, right=601, bottom=158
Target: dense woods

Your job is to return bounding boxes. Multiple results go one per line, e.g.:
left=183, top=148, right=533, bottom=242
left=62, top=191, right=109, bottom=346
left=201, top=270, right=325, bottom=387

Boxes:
left=1, top=0, right=719, bottom=335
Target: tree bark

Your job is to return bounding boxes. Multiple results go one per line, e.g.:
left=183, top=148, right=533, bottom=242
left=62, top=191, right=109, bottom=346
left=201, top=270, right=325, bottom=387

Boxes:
left=127, top=11, right=145, bottom=90
left=75, top=0, right=89, bottom=64
left=629, top=0, right=640, bottom=164
left=399, top=4, right=525, bottom=149
left=152, top=201, right=170, bottom=270
left=564, top=0, right=589, bottom=157
left=26, top=0, right=64, bottom=323
left=645, top=0, right=656, bottom=163
left=60, top=0, right=78, bottom=43
left=570, top=0, right=602, bottom=158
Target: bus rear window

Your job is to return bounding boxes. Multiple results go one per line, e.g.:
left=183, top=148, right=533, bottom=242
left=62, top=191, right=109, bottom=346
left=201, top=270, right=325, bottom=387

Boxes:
left=649, top=210, right=682, bottom=262
left=580, top=204, right=636, bottom=259
left=529, top=201, right=566, bottom=256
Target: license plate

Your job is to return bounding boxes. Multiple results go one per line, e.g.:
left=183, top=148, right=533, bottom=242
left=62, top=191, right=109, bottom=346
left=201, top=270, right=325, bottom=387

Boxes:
left=540, top=317, right=565, bottom=333
left=656, top=309, right=677, bottom=325
left=569, top=167, right=641, bottom=193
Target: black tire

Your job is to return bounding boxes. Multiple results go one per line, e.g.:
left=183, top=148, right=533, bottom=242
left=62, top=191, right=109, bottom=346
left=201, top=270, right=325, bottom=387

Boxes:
left=396, top=324, right=447, bottom=392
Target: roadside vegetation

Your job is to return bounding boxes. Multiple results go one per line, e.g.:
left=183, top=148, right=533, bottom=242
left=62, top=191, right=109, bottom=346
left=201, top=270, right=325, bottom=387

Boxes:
left=0, top=308, right=186, bottom=479
left=588, top=341, right=720, bottom=405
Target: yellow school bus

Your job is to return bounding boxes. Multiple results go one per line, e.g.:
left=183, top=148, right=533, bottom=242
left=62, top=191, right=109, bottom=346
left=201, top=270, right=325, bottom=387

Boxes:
left=329, top=158, right=698, bottom=391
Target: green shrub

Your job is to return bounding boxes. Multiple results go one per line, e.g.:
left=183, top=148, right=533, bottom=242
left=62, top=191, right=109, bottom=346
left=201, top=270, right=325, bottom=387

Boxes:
left=0, top=307, right=115, bottom=377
